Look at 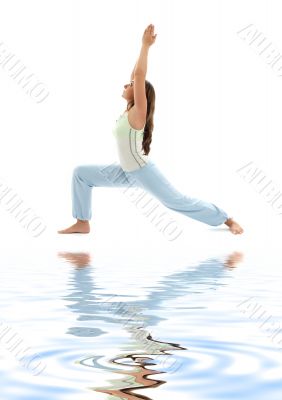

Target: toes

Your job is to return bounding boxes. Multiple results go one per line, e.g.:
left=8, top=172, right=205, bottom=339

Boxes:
left=58, top=229, right=68, bottom=234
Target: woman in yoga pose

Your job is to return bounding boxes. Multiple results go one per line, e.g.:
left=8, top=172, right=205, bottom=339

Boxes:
left=58, top=24, right=243, bottom=235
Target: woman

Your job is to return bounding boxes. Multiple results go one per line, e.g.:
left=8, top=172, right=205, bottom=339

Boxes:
left=58, top=24, right=243, bottom=235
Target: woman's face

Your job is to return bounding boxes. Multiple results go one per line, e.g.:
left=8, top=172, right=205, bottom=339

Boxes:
left=122, top=80, right=134, bottom=101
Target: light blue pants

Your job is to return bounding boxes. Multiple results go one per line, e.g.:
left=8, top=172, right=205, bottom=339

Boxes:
left=71, top=160, right=230, bottom=226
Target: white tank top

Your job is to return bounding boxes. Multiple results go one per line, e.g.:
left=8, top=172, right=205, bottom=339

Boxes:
left=112, top=111, right=149, bottom=172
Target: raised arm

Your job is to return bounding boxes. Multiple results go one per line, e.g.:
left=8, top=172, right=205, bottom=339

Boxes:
left=130, top=24, right=157, bottom=79
left=135, top=24, right=157, bottom=75
left=130, top=61, right=137, bottom=81
left=129, top=24, right=157, bottom=120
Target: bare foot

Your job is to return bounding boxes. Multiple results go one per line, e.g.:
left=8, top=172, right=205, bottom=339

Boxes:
left=57, top=220, right=90, bottom=234
left=224, top=251, right=244, bottom=268
left=224, top=218, right=244, bottom=235
left=57, top=251, right=91, bottom=267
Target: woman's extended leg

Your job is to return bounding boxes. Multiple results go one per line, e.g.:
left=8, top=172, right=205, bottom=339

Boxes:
left=124, top=161, right=243, bottom=234
left=58, top=162, right=133, bottom=234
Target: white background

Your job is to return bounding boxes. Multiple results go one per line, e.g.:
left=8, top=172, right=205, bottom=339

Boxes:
left=0, top=0, right=282, bottom=249
left=1, top=3, right=282, bottom=399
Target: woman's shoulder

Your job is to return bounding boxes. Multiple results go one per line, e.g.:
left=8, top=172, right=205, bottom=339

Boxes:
left=126, top=107, right=146, bottom=131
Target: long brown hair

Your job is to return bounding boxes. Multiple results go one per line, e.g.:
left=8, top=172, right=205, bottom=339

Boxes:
left=126, top=80, right=155, bottom=155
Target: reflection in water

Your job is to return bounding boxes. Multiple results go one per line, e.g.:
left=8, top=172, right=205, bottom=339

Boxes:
left=223, top=251, right=244, bottom=268
left=58, top=252, right=91, bottom=268
left=57, top=250, right=243, bottom=399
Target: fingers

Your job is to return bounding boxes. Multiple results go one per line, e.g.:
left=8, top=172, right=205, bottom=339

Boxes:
left=145, top=24, right=156, bottom=38
left=146, top=24, right=155, bottom=31
left=143, top=24, right=157, bottom=43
